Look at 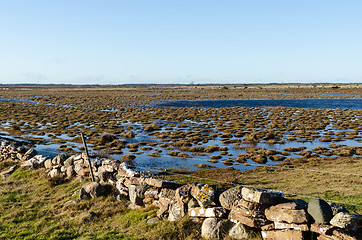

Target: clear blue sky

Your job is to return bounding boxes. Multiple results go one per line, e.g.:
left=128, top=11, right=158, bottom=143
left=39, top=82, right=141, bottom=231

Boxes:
left=1, top=1, right=362, bottom=84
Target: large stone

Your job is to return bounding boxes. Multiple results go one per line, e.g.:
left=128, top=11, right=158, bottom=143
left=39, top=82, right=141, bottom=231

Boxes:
left=44, top=159, right=53, bottom=169
left=307, top=198, right=333, bottom=224
left=191, top=183, right=215, bottom=208
left=79, top=182, right=106, bottom=200
left=261, top=230, right=306, bottom=240
left=52, top=153, right=69, bottom=166
left=97, top=165, right=114, bottom=183
left=229, top=206, right=268, bottom=228
left=242, top=187, right=284, bottom=204
left=228, top=222, right=250, bottom=240
left=188, top=207, right=227, bottom=218
left=66, top=166, right=75, bottom=178
left=330, top=212, right=362, bottom=232
left=219, top=186, right=243, bottom=210
left=64, top=156, right=74, bottom=167
left=128, top=184, right=148, bottom=206
left=48, top=167, right=64, bottom=179
left=156, top=188, right=176, bottom=218
left=265, top=204, right=309, bottom=224
left=168, top=202, right=183, bottom=221
left=201, top=218, right=231, bottom=239
left=310, top=223, right=336, bottom=235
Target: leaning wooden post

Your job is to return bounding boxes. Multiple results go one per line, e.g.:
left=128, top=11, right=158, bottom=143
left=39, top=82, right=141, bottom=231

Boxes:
left=81, top=133, right=96, bottom=182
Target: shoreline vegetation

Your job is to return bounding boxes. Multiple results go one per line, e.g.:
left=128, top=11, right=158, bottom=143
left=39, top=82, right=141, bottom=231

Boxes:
left=0, top=83, right=361, bottom=239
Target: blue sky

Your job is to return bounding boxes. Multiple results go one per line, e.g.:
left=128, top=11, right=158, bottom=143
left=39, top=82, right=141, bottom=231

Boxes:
left=1, top=1, right=362, bottom=84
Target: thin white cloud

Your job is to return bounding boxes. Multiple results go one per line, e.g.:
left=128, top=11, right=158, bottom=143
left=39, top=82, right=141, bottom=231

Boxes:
left=46, top=56, right=64, bottom=64
left=21, top=72, right=47, bottom=83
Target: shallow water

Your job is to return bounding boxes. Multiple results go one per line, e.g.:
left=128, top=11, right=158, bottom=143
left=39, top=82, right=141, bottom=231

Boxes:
left=155, top=98, right=362, bottom=110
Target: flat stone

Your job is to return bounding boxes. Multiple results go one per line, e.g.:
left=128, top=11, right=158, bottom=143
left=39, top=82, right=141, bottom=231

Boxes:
left=144, top=178, right=182, bottom=189
left=332, top=228, right=359, bottom=240
left=236, top=198, right=270, bottom=211
left=230, top=205, right=265, bottom=218
left=310, top=223, right=336, bottom=235
left=274, top=222, right=309, bottom=231
left=265, top=204, right=309, bottom=224
left=307, top=198, right=334, bottom=224
left=146, top=217, right=159, bottom=225
left=242, top=187, right=284, bottom=204
left=261, top=230, right=306, bottom=240
left=330, top=212, right=362, bottom=232
left=229, top=207, right=267, bottom=228
left=0, top=165, right=18, bottom=178
left=219, top=186, right=243, bottom=210
left=188, top=207, right=227, bottom=218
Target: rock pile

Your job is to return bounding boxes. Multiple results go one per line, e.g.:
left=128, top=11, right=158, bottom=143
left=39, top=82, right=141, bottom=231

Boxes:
left=1, top=139, right=361, bottom=239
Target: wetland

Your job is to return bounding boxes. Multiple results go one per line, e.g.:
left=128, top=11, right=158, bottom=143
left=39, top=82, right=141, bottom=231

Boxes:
left=0, top=84, right=361, bottom=171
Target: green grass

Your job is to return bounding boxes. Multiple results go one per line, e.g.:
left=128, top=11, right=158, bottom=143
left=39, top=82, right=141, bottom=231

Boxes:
left=0, top=169, right=202, bottom=240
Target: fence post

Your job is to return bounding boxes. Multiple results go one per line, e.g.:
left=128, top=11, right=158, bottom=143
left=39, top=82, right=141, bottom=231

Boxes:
left=81, top=133, right=96, bottom=182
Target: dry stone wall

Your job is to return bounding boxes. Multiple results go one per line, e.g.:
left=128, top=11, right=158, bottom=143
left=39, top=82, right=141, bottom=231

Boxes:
left=1, top=139, right=361, bottom=240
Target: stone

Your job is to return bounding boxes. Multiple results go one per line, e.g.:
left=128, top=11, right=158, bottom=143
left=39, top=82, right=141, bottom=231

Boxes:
left=201, top=218, right=231, bottom=239
left=44, top=159, right=53, bottom=169
left=329, top=202, right=349, bottom=215
left=230, top=205, right=265, bottom=218
left=128, top=184, right=148, bottom=206
left=261, top=223, right=275, bottom=231
left=316, top=235, right=334, bottom=240
left=115, top=178, right=128, bottom=196
left=191, top=183, right=215, bottom=208
left=144, top=178, right=182, bottom=189
left=188, top=207, right=227, bottom=218
left=64, top=156, right=74, bottom=167
left=291, top=199, right=308, bottom=210
left=228, top=222, right=250, bottom=240
left=307, top=198, right=334, bottom=224
left=219, top=186, right=243, bottom=210
left=236, top=198, right=270, bottom=212
left=156, top=188, right=176, bottom=218
left=274, top=222, right=309, bottom=231
left=146, top=217, right=159, bottom=225
left=97, top=165, right=113, bottom=183
left=117, top=162, right=139, bottom=177
left=66, top=166, right=75, bottom=178
left=23, top=148, right=36, bottom=160
left=174, top=184, right=194, bottom=217
left=261, top=230, right=306, bottom=240
left=79, top=182, right=106, bottom=200
left=48, top=168, right=64, bottom=179
left=60, top=166, right=67, bottom=172
left=242, top=187, right=284, bottom=204
left=310, top=223, right=336, bottom=235
left=52, top=153, right=69, bottom=166
left=229, top=206, right=268, bottom=228
left=0, top=165, right=18, bottom=178
left=330, top=212, right=362, bottom=232
left=168, top=202, right=183, bottom=221
left=265, top=204, right=309, bottom=224
left=332, top=228, right=359, bottom=240
left=188, top=198, right=199, bottom=208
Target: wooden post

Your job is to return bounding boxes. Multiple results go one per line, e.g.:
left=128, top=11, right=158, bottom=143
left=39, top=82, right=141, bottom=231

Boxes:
left=81, top=133, right=96, bottom=182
